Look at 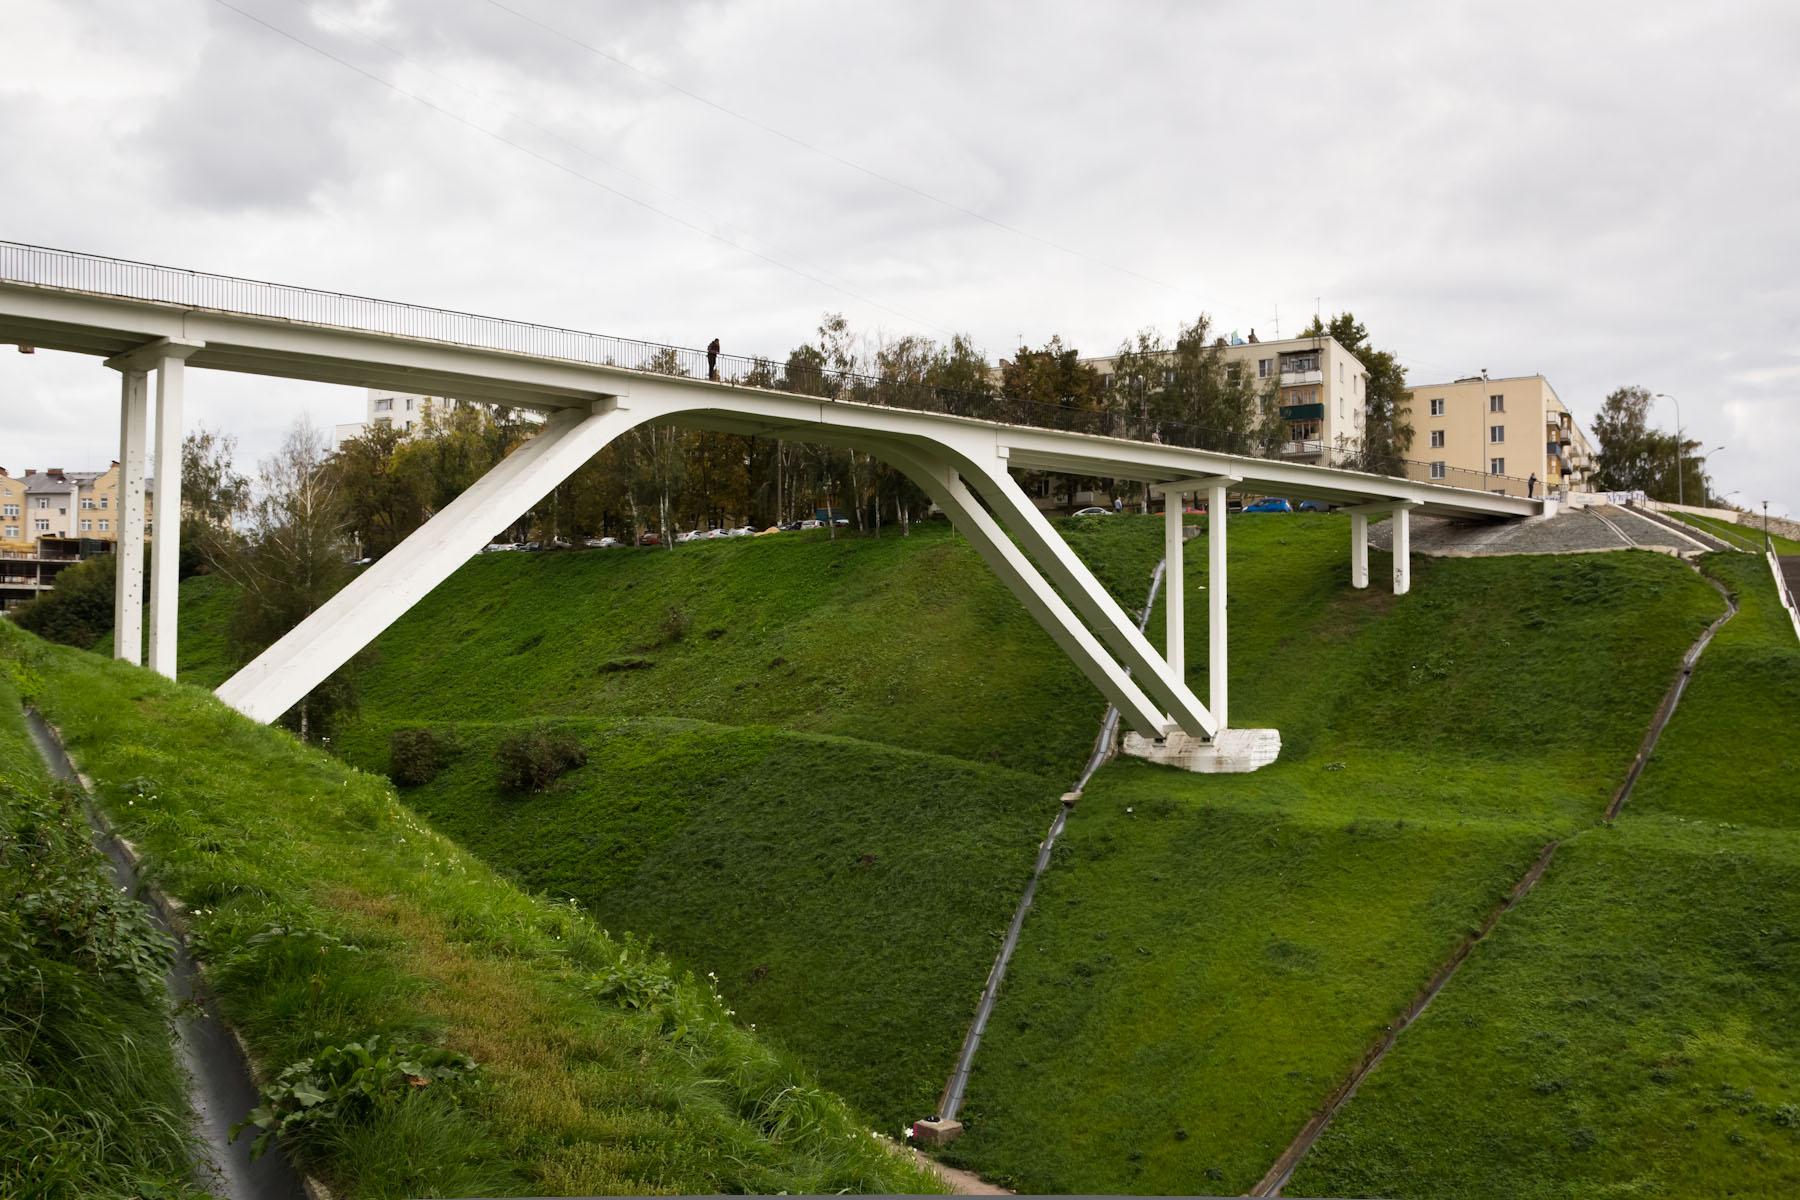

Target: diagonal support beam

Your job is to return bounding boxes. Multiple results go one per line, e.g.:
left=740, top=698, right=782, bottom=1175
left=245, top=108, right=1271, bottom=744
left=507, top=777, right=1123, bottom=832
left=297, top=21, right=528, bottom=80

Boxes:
left=879, top=444, right=1177, bottom=738
left=217, top=400, right=637, bottom=723
left=962, top=451, right=1218, bottom=738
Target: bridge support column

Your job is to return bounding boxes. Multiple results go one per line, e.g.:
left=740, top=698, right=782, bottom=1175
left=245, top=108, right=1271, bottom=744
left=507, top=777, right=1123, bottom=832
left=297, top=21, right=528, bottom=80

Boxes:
left=1209, top=481, right=1228, bottom=730
left=1350, top=512, right=1369, bottom=589
left=1393, top=504, right=1411, bottom=595
left=217, top=398, right=636, bottom=724
left=111, top=368, right=148, bottom=665
left=1164, top=490, right=1183, bottom=685
left=106, top=338, right=203, bottom=676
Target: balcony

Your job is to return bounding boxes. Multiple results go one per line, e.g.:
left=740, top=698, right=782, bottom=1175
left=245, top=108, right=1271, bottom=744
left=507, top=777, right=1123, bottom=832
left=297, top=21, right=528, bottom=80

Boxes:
left=1279, top=369, right=1323, bottom=386
left=1278, top=439, right=1325, bottom=459
left=1281, top=403, right=1325, bottom=421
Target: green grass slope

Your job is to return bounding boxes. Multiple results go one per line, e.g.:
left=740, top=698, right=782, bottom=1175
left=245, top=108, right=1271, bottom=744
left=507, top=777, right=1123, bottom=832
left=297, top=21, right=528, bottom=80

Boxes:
left=337, top=715, right=1060, bottom=1131
left=2, top=621, right=941, bottom=1198
left=0, top=672, right=205, bottom=1199
left=942, top=528, right=1727, bottom=1194
left=344, top=524, right=1136, bottom=779
left=1289, top=552, right=1800, bottom=1199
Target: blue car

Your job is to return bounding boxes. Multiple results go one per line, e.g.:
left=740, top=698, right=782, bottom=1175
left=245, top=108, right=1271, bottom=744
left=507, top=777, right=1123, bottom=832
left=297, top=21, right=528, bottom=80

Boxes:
left=1241, top=497, right=1293, bottom=514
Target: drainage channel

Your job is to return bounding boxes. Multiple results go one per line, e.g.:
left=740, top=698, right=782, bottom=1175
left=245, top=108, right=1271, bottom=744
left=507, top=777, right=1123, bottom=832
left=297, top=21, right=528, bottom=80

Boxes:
left=931, top=559, right=1168, bottom=1129
left=1252, top=562, right=1740, bottom=1196
left=23, top=707, right=310, bottom=1200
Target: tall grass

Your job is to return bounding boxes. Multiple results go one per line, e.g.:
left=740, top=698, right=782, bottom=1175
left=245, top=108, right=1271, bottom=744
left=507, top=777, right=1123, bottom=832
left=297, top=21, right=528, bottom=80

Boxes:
left=0, top=673, right=207, bottom=1200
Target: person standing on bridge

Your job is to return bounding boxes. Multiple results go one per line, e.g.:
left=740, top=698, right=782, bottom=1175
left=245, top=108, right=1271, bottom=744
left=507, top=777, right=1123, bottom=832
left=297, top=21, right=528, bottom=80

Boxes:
left=707, top=337, right=720, bottom=381
left=1528, top=472, right=1538, bottom=498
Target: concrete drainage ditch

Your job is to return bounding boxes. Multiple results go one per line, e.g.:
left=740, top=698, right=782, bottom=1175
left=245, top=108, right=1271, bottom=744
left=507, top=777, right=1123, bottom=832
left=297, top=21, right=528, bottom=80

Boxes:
left=23, top=707, right=314, bottom=1200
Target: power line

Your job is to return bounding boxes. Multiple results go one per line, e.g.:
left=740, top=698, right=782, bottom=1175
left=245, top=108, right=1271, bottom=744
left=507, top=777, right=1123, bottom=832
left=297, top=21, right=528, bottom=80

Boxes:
left=208, top=0, right=956, bottom=336
left=480, top=0, right=1201, bottom=302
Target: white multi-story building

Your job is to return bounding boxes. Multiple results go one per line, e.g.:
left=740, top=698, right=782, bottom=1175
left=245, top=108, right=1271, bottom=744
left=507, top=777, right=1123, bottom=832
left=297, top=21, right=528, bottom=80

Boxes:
left=333, top=389, right=460, bottom=449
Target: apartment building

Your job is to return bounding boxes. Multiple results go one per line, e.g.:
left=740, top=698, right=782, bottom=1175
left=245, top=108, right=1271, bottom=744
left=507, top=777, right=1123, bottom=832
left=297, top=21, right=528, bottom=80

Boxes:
left=1, top=464, right=152, bottom=610
left=334, top=389, right=460, bottom=449
left=1084, top=334, right=1370, bottom=467
left=1399, top=375, right=1595, bottom=497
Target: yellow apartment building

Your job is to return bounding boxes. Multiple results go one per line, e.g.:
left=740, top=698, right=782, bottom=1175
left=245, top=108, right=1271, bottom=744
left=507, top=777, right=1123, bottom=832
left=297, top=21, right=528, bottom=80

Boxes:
left=1, top=464, right=155, bottom=610
left=1397, top=375, right=1595, bottom=497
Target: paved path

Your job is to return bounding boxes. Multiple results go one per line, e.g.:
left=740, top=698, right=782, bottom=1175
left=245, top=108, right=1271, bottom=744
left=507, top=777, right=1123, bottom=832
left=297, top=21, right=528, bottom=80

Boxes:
left=1368, top=506, right=1698, bottom=557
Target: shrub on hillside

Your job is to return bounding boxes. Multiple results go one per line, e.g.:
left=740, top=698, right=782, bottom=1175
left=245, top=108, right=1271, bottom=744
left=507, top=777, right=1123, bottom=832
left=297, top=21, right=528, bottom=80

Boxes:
left=495, top=723, right=587, bottom=794
left=388, top=728, right=447, bottom=787
left=12, top=555, right=129, bottom=650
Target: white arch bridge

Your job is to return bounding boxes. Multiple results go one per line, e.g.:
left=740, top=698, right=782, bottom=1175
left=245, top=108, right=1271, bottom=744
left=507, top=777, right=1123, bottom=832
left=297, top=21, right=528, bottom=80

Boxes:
left=0, top=244, right=1539, bottom=770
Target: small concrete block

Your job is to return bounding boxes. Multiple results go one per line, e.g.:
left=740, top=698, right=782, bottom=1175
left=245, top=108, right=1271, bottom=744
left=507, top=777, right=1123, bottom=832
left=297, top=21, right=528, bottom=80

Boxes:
left=1059, top=792, right=1080, bottom=807
left=1120, top=728, right=1282, bottom=773
left=913, top=1118, right=964, bottom=1145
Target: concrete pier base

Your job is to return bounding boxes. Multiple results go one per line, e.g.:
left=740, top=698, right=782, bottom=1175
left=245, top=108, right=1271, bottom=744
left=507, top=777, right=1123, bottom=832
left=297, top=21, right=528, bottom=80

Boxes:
left=912, top=1118, right=964, bottom=1145
left=1121, top=728, right=1282, bottom=773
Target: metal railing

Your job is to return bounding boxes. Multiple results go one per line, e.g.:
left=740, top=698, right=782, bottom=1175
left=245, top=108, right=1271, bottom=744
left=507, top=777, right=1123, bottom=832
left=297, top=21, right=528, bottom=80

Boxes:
left=1, top=241, right=1537, bottom=495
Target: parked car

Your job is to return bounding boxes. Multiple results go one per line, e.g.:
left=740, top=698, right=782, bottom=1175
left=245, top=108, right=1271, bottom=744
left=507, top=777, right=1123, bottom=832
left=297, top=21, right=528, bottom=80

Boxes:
left=638, top=532, right=660, bottom=546
left=481, top=541, right=519, bottom=553
left=584, top=536, right=622, bottom=548
left=1071, top=506, right=1112, bottom=517
left=798, top=519, right=823, bottom=530
left=1297, top=500, right=1332, bottom=513
left=726, top=526, right=754, bottom=537
left=1241, top=498, right=1293, bottom=514
left=779, top=520, right=805, bottom=531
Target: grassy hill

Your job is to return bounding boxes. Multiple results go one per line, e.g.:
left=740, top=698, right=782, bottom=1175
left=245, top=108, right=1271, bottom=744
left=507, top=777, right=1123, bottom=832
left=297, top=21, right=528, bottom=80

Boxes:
left=1287, top=551, right=1800, bottom=1200
left=2, top=619, right=941, bottom=1197
left=136, top=513, right=1797, bottom=1195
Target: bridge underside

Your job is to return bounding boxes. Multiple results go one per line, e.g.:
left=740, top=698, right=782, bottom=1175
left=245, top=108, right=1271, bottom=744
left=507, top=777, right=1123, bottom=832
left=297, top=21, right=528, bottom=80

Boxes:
left=1, top=277, right=1539, bottom=768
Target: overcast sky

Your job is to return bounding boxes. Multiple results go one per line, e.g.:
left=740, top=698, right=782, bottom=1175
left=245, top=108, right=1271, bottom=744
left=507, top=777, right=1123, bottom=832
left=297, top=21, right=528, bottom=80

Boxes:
left=3, top=0, right=1796, bottom=518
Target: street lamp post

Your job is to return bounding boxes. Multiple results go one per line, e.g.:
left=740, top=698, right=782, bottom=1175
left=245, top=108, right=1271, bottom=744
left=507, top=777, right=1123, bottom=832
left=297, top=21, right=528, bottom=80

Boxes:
left=1654, top=393, right=1683, bottom=506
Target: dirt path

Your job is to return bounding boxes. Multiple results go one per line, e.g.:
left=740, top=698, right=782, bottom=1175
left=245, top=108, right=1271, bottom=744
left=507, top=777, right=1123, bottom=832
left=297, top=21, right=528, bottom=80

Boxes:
left=1250, top=562, right=1740, bottom=1197
left=911, top=1148, right=1015, bottom=1195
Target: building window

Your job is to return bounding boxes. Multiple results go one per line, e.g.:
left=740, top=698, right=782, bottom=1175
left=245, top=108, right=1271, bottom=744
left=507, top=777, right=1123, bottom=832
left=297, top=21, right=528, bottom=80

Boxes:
left=1490, top=394, right=1504, bottom=412
left=81, top=497, right=94, bottom=509
left=1340, top=362, right=1345, bottom=382
left=1490, top=457, right=1505, bottom=475
left=1430, top=461, right=1446, bottom=479
left=34, top=519, right=49, bottom=532
left=374, top=397, right=393, bottom=411
left=1430, top=430, right=1445, bottom=448
left=35, top=498, right=48, bottom=509
left=1430, top=398, right=1445, bottom=416
left=4, top=526, right=17, bottom=539
left=405, top=397, right=414, bottom=410
left=99, top=496, right=107, bottom=509
left=98, top=519, right=110, bottom=532
left=1490, top=425, right=1505, bottom=443
left=79, top=519, right=92, bottom=532
left=1258, top=357, right=1274, bottom=378
left=1, top=504, right=15, bottom=517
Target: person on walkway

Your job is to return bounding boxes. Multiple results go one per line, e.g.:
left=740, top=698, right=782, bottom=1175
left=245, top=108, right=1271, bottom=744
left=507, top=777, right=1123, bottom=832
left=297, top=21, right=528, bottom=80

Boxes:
left=706, top=337, right=720, bottom=381
left=1113, top=496, right=1123, bottom=514
left=1528, top=472, right=1538, bottom=498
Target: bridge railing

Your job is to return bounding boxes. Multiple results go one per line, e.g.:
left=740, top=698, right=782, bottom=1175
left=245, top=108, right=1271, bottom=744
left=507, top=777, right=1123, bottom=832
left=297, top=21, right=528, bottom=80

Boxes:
left=2, top=241, right=1535, bottom=497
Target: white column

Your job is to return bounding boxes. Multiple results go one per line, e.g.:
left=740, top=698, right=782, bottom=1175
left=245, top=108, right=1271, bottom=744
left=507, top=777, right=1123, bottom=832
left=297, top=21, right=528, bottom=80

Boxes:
left=114, top=370, right=149, bottom=665
left=1351, top=512, right=1369, bottom=589
left=148, top=357, right=185, bottom=678
left=1164, top=489, right=1184, bottom=686
left=1392, top=505, right=1412, bottom=595
left=1209, top=483, right=1228, bottom=731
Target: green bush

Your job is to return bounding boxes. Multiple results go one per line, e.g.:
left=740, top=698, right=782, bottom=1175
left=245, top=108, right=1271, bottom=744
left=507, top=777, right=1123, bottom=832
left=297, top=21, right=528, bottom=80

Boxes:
left=12, top=555, right=130, bottom=651
left=494, top=723, right=586, bottom=793
left=387, top=727, right=445, bottom=787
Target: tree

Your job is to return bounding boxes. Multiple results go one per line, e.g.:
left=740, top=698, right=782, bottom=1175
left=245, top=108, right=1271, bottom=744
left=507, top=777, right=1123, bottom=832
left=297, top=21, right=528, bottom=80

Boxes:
left=12, top=554, right=133, bottom=650
left=1000, top=336, right=1105, bottom=426
left=1162, top=315, right=1275, bottom=451
left=212, top=418, right=355, bottom=740
left=179, top=427, right=250, bottom=574
left=1590, top=385, right=1710, bottom=501
left=329, top=422, right=424, bottom=559
left=1298, top=312, right=1414, bottom=474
